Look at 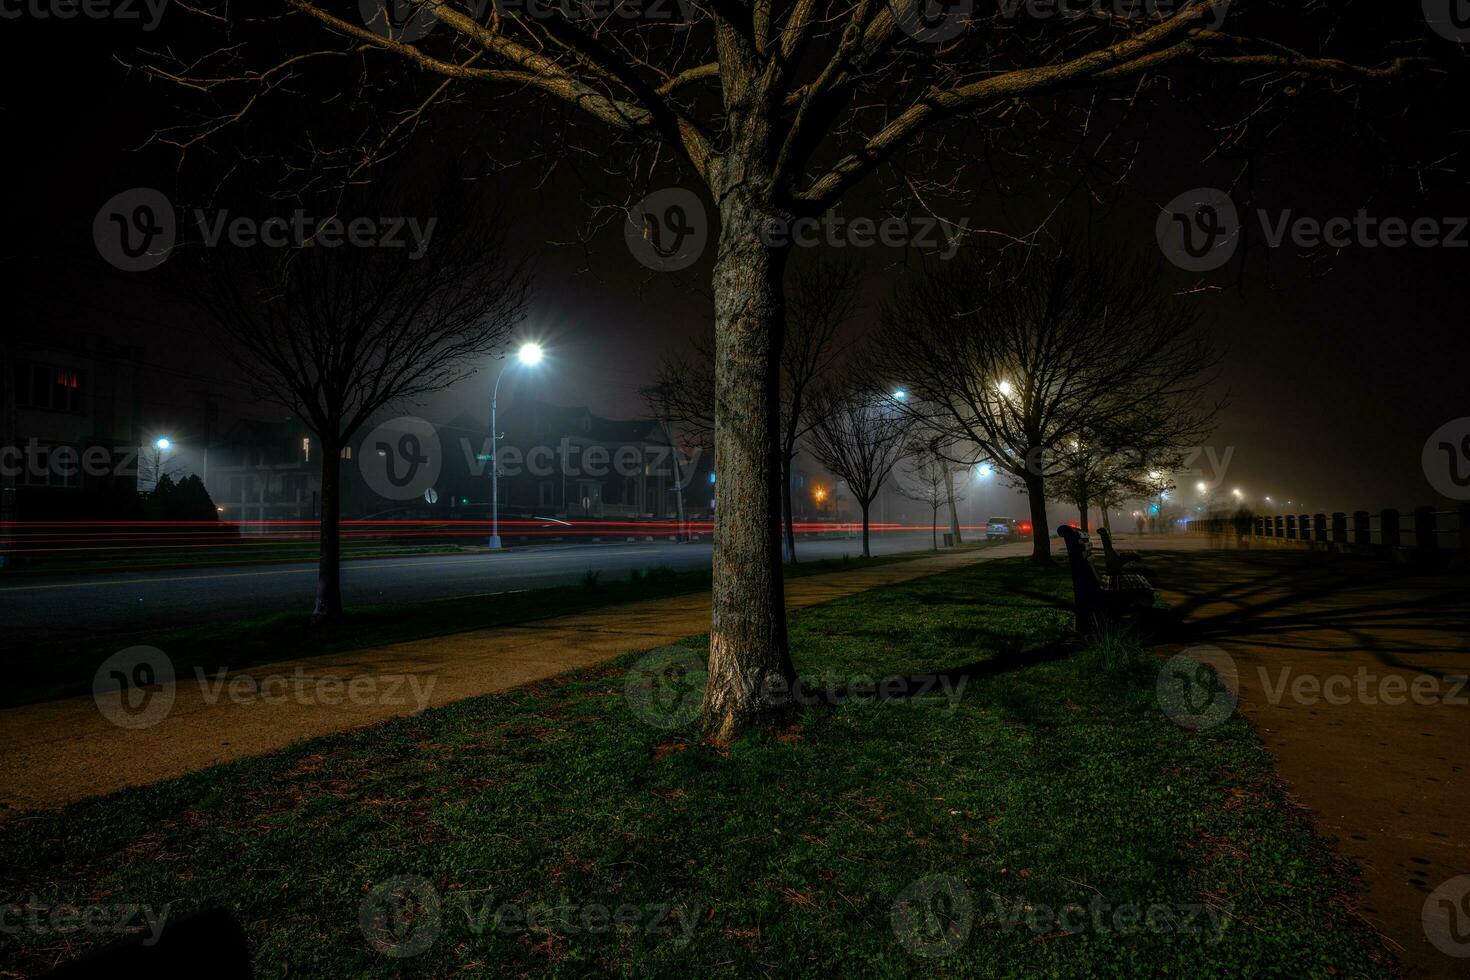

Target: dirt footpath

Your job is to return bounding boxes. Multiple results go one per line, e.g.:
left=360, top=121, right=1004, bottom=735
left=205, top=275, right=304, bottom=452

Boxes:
left=1146, top=544, right=1470, bottom=979
left=0, top=542, right=1029, bottom=818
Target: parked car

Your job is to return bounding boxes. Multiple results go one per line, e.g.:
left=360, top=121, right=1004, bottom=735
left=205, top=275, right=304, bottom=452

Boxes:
left=986, top=517, right=1034, bottom=540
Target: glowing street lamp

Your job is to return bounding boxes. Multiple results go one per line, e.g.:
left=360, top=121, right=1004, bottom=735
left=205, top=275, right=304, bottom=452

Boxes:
left=154, top=436, right=172, bottom=452
left=488, top=343, right=545, bottom=550
left=892, top=389, right=907, bottom=402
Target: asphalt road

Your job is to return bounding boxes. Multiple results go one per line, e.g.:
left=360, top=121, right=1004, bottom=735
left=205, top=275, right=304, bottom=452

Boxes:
left=3, top=530, right=996, bottom=644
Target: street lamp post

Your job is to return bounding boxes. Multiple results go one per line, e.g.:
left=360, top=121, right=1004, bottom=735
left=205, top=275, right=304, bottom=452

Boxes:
left=489, top=343, right=543, bottom=550
left=150, top=436, right=173, bottom=491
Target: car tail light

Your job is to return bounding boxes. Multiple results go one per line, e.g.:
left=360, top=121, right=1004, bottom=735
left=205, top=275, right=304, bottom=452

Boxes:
left=1018, top=521, right=1032, bottom=533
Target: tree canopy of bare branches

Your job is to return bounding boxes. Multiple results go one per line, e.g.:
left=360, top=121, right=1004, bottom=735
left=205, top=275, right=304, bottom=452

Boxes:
left=878, top=238, right=1219, bottom=562
left=188, top=175, right=529, bottom=620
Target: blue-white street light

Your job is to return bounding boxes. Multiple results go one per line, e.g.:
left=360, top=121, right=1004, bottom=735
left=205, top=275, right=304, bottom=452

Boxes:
left=488, top=343, right=544, bottom=550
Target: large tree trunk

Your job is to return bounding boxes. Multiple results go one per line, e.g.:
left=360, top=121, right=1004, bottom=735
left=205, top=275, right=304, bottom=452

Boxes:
left=944, top=464, right=962, bottom=545
left=1101, top=501, right=1112, bottom=534
left=1078, top=488, right=1091, bottom=533
left=313, top=439, right=343, bottom=623
left=1023, top=471, right=1051, bottom=563
left=782, top=453, right=797, bottom=564
left=701, top=197, right=796, bottom=742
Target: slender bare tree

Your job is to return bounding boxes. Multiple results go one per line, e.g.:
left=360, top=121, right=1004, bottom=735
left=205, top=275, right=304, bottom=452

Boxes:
left=897, top=437, right=955, bottom=551
left=878, top=238, right=1219, bottom=562
left=187, top=178, right=529, bottom=621
left=144, top=0, right=1439, bottom=737
left=805, top=375, right=912, bottom=557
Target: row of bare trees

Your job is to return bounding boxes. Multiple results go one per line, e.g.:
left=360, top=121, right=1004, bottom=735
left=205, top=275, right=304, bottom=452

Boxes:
left=646, top=237, right=1220, bottom=565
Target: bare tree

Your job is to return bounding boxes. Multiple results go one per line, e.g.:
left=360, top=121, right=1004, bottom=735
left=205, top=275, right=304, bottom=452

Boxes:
left=1046, top=427, right=1167, bottom=533
left=897, top=437, right=956, bottom=551
left=879, top=239, right=1219, bottom=563
left=644, top=257, right=855, bottom=563
left=805, top=375, right=912, bottom=557
left=146, top=0, right=1439, bottom=737
left=188, top=178, right=529, bottom=621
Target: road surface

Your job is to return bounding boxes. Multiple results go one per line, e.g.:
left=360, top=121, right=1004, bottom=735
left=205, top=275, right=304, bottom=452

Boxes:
left=3, top=531, right=997, bottom=643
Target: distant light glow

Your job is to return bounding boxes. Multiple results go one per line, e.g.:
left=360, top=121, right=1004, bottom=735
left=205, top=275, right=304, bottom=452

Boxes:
left=1196, top=481, right=1208, bottom=494
left=996, top=380, right=1015, bottom=398
left=154, top=437, right=172, bottom=451
left=977, top=465, right=993, bottom=479
left=709, top=472, right=716, bottom=484
left=892, top=389, right=907, bottom=401
left=517, top=343, right=544, bottom=366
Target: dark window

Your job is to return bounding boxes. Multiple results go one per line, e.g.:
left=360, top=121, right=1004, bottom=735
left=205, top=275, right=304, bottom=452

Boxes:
left=17, top=442, right=81, bottom=489
left=15, top=361, right=86, bottom=413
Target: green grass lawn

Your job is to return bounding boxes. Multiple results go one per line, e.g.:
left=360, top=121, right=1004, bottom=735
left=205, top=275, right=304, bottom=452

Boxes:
left=0, top=559, right=1390, bottom=977
left=6, top=552, right=916, bottom=709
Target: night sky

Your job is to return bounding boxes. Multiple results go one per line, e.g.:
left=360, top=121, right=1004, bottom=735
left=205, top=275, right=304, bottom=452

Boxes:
left=6, top=7, right=1467, bottom=517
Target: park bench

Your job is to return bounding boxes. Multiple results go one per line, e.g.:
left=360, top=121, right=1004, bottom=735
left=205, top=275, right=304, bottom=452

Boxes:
left=1058, top=525, right=1154, bottom=634
left=1096, top=526, right=1147, bottom=588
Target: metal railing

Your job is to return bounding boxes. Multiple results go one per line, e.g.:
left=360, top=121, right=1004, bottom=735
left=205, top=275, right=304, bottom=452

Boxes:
left=1249, top=505, right=1470, bottom=553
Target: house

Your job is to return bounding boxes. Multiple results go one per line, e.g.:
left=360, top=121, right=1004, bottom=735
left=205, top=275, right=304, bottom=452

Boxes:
left=1, top=334, right=145, bottom=522
left=437, top=399, right=713, bottom=522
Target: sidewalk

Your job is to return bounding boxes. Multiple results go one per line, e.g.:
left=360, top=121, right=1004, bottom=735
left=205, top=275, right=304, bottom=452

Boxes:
left=1144, top=543, right=1470, bottom=979
left=0, top=541, right=1032, bottom=818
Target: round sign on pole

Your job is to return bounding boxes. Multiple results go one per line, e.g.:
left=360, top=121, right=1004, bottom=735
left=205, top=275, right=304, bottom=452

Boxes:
left=424, top=487, right=439, bottom=505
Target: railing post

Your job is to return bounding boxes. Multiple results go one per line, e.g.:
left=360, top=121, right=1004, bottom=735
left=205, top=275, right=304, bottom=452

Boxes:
left=1415, top=506, right=1438, bottom=551
left=1353, top=511, right=1371, bottom=546
left=1299, top=514, right=1311, bottom=543
left=1286, top=514, right=1298, bottom=540
left=1381, top=509, right=1401, bottom=548
left=1314, top=513, right=1329, bottom=543
left=1332, top=512, right=1348, bottom=544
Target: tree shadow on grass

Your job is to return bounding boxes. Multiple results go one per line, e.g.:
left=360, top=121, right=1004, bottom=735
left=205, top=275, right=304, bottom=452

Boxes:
left=790, top=640, right=1075, bottom=707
